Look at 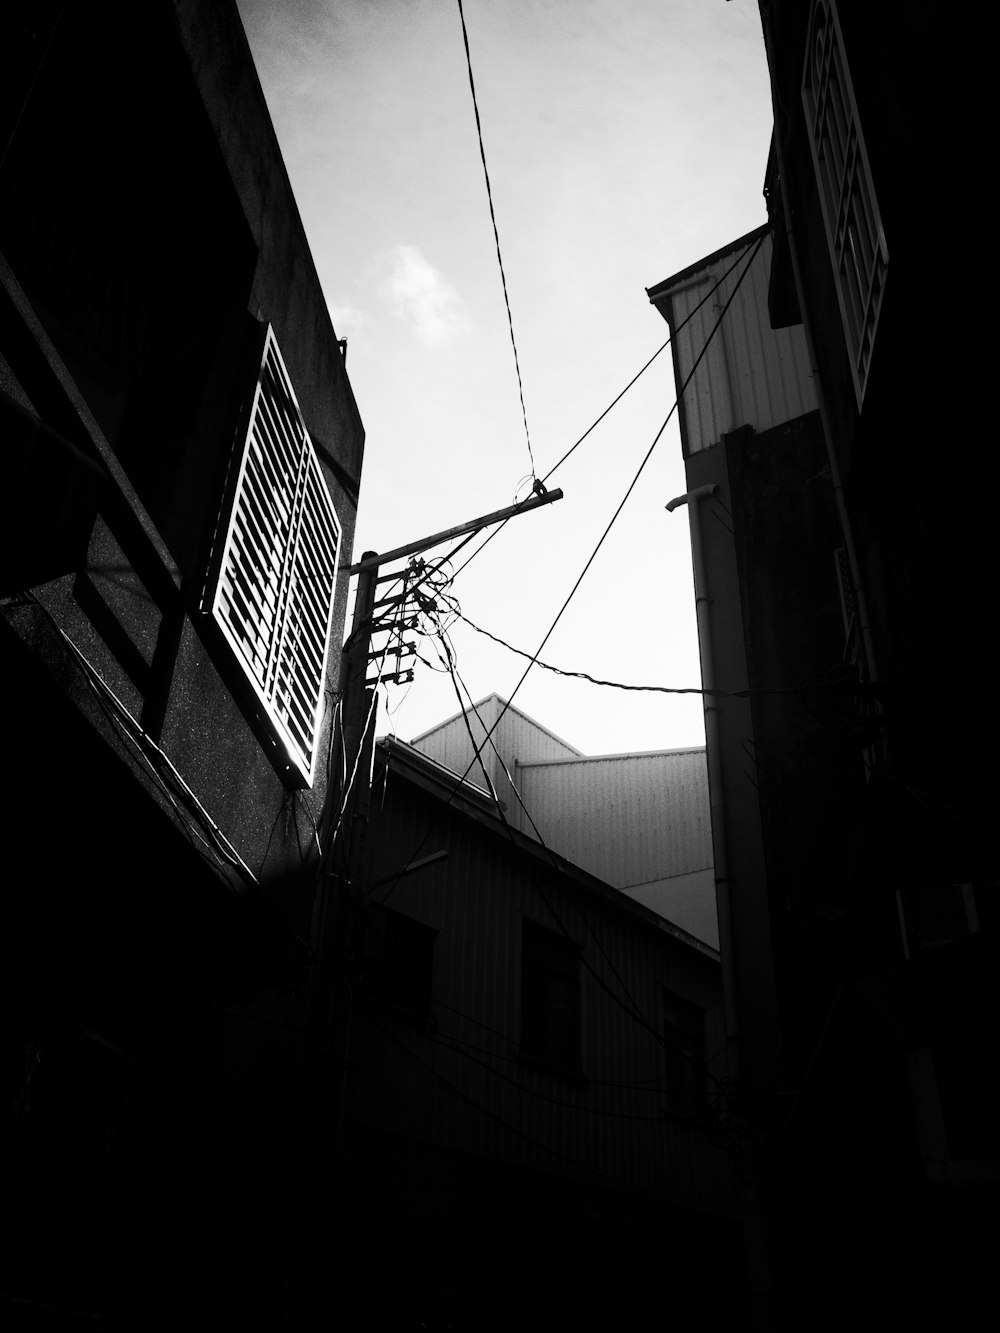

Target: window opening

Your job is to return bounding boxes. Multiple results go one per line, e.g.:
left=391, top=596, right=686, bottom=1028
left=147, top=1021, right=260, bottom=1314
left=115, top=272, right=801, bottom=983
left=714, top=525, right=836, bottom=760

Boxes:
left=204, top=325, right=341, bottom=785
left=364, top=904, right=437, bottom=1016
left=802, top=0, right=888, bottom=406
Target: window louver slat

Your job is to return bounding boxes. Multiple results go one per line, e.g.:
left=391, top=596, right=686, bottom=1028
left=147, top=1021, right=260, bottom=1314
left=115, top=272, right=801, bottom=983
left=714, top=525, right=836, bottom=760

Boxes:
left=207, top=326, right=342, bottom=786
left=802, top=0, right=888, bottom=408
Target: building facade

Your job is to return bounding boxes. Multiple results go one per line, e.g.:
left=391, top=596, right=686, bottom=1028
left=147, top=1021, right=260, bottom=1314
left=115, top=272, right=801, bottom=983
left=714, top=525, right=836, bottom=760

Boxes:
left=646, top=3, right=999, bottom=1325
left=412, top=693, right=718, bottom=946
left=333, top=734, right=743, bottom=1331
left=1, top=3, right=364, bottom=1327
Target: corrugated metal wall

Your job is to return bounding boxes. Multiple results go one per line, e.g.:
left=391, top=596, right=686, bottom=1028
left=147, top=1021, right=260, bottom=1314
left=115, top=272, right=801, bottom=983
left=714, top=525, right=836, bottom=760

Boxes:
left=410, top=700, right=718, bottom=945
left=353, top=771, right=736, bottom=1220
left=517, top=750, right=710, bottom=880
left=518, top=750, right=717, bottom=946
left=616, top=867, right=717, bottom=946
left=664, top=231, right=817, bottom=455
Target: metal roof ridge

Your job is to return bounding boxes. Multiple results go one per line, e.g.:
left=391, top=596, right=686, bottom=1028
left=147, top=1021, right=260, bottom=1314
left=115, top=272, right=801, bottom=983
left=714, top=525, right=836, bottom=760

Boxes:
left=646, top=221, right=769, bottom=304
left=516, top=746, right=706, bottom=769
left=408, top=691, right=583, bottom=756
left=378, top=734, right=495, bottom=803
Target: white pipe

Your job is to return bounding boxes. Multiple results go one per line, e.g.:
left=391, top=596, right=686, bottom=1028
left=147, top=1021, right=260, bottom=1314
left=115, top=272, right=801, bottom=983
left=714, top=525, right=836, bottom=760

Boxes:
left=665, top=483, right=719, bottom=512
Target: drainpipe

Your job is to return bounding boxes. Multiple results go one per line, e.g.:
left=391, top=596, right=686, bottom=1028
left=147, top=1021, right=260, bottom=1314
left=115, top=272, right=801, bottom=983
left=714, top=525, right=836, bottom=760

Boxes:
left=665, top=483, right=740, bottom=1073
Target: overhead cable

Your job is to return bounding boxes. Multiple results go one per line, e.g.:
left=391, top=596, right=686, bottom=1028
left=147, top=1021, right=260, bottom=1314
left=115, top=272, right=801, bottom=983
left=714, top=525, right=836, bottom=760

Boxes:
left=444, top=233, right=767, bottom=776
left=456, top=0, right=536, bottom=480
left=373, top=239, right=765, bottom=905
left=445, top=599, right=866, bottom=699
left=368, top=1011, right=686, bottom=1204
left=436, top=635, right=726, bottom=1092
left=442, top=232, right=766, bottom=586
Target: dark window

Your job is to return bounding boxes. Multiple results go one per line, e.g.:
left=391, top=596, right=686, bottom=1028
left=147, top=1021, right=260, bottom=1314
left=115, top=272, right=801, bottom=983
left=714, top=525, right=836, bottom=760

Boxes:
left=364, top=905, right=436, bottom=1016
left=899, top=883, right=982, bottom=956
left=520, top=919, right=581, bottom=1070
left=663, top=990, right=705, bottom=1114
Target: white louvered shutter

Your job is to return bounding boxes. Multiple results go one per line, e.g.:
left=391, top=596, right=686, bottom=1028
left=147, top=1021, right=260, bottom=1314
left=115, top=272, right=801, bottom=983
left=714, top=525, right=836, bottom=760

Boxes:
left=207, top=326, right=341, bottom=785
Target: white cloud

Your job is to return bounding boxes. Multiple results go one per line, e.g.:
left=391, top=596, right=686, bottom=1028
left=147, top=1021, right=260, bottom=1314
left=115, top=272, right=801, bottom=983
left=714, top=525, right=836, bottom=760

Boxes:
left=328, top=300, right=370, bottom=335
left=378, top=244, right=470, bottom=345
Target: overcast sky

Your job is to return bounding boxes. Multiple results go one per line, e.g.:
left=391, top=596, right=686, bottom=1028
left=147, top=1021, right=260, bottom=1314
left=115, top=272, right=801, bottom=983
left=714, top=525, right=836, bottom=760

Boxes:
left=235, top=0, right=774, bottom=756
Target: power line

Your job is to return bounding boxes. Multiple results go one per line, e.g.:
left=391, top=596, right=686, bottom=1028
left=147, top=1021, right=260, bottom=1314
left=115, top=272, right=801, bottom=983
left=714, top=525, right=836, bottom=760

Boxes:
left=456, top=0, right=535, bottom=480
left=365, top=236, right=763, bottom=616
left=372, top=238, right=765, bottom=906
left=425, top=1029, right=674, bottom=1124
left=443, top=599, right=865, bottom=700
left=442, top=233, right=767, bottom=787
left=421, top=627, right=727, bottom=1107
left=443, top=232, right=765, bottom=588
left=366, top=1011, right=691, bottom=1205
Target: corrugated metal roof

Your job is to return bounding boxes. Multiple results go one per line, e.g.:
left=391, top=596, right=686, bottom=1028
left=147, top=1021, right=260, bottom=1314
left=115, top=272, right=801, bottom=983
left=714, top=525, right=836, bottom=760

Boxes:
left=409, top=693, right=582, bottom=812
left=411, top=691, right=582, bottom=756
left=648, top=229, right=817, bottom=455
left=407, top=700, right=718, bottom=947
left=380, top=736, right=717, bottom=956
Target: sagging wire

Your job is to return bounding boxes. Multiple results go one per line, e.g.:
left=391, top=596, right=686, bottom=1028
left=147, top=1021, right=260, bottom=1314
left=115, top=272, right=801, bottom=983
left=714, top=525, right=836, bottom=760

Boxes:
left=370, top=239, right=766, bottom=919
left=383, top=670, right=417, bottom=741
left=427, top=624, right=737, bottom=1129
left=367, top=1011, right=686, bottom=1206
left=426, top=1027, right=678, bottom=1125
left=439, top=597, right=871, bottom=701
left=422, top=234, right=770, bottom=806
left=322, top=652, right=387, bottom=863
left=428, top=606, right=721, bottom=1035
left=353, top=232, right=757, bottom=647
left=435, top=232, right=766, bottom=590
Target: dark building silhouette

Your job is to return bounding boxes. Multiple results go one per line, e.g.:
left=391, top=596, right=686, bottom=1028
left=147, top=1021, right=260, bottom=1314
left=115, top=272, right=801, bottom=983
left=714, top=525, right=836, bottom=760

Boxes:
left=1, top=2, right=363, bottom=1327
left=647, top=3, right=998, bottom=1327
left=332, top=733, right=744, bottom=1332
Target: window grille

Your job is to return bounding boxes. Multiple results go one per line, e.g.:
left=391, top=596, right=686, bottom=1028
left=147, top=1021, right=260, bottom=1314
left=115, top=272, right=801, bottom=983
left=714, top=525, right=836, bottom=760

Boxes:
left=205, top=326, right=341, bottom=786
left=802, top=0, right=888, bottom=407
left=898, top=883, right=993, bottom=958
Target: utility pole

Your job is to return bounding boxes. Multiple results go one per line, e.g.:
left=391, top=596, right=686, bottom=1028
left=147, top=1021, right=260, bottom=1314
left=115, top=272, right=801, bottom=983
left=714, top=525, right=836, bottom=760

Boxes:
left=299, top=488, right=563, bottom=1316
left=337, top=485, right=564, bottom=884
left=315, top=483, right=564, bottom=971
left=340, top=551, right=379, bottom=892
left=345, top=487, right=563, bottom=576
